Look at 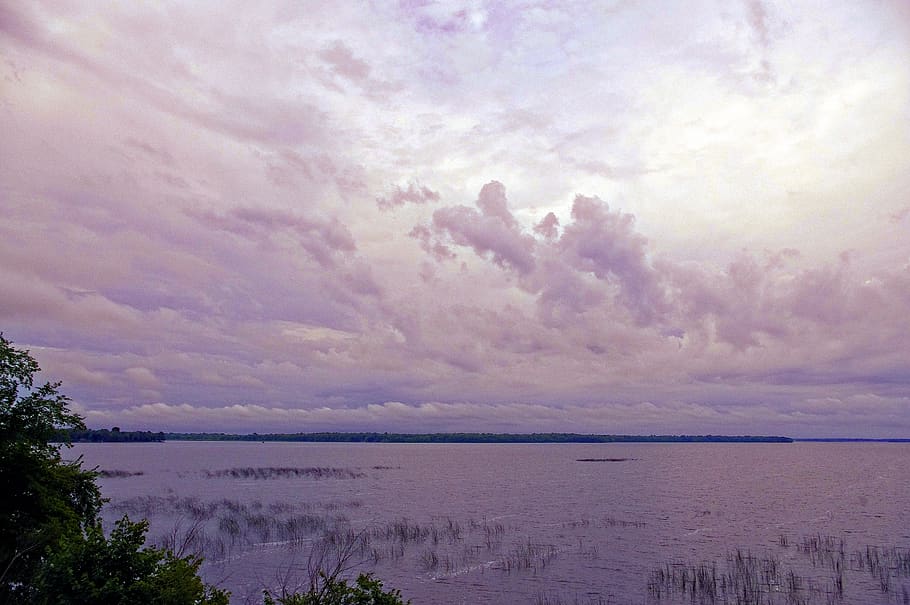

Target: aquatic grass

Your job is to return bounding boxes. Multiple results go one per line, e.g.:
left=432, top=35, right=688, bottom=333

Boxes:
left=497, top=538, right=559, bottom=573
left=136, top=502, right=521, bottom=573
left=118, top=495, right=351, bottom=563
left=482, top=520, right=505, bottom=551
left=110, top=494, right=219, bottom=517
left=417, top=548, right=439, bottom=571
left=366, top=516, right=464, bottom=547
left=797, top=535, right=845, bottom=571
left=603, top=516, right=646, bottom=528
left=217, top=515, right=241, bottom=541
left=204, top=466, right=365, bottom=480
left=110, top=495, right=910, bottom=603
left=109, top=493, right=910, bottom=604
left=373, top=518, right=431, bottom=544
left=849, top=544, right=910, bottom=592
left=647, top=549, right=845, bottom=605
left=275, top=514, right=329, bottom=544
left=97, top=469, right=145, bottom=478
left=648, top=533, right=910, bottom=604
left=776, top=533, right=910, bottom=597
left=156, top=513, right=210, bottom=558
left=535, top=593, right=612, bottom=605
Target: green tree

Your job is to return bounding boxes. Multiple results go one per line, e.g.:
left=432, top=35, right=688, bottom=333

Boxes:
left=263, top=573, right=409, bottom=605
left=0, top=334, right=229, bottom=604
left=32, top=516, right=228, bottom=605
left=0, top=333, right=102, bottom=600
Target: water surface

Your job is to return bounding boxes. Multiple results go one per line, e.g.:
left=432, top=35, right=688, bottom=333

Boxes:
left=70, top=442, right=910, bottom=604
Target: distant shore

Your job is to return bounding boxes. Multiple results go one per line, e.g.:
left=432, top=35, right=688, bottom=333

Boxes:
left=793, top=438, right=910, bottom=443
left=61, top=429, right=796, bottom=443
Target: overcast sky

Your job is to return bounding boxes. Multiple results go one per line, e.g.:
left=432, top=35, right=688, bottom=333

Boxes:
left=2, top=1, right=909, bottom=436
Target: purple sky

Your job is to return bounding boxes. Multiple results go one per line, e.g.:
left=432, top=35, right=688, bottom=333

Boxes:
left=2, top=1, right=909, bottom=436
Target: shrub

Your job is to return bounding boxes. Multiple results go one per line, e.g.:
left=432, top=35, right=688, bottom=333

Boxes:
left=263, top=572, right=409, bottom=605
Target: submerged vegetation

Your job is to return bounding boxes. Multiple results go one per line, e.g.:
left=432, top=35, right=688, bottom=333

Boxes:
left=647, top=534, right=910, bottom=604
left=98, top=468, right=145, bottom=478
left=204, top=467, right=365, bottom=480
left=102, top=475, right=909, bottom=605
left=110, top=489, right=574, bottom=582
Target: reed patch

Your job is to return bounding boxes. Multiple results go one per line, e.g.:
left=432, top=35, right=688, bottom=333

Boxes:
left=203, top=466, right=365, bottom=480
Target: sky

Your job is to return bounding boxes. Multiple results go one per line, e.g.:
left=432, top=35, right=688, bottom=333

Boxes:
left=1, top=1, right=909, bottom=437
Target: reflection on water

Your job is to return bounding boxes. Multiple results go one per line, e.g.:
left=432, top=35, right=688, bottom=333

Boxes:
left=69, top=442, right=910, bottom=604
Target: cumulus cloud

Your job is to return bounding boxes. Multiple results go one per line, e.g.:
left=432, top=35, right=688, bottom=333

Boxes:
left=533, top=213, right=559, bottom=239
left=557, top=196, right=668, bottom=324
left=410, top=180, right=910, bottom=394
left=427, top=182, right=536, bottom=273
left=418, top=185, right=668, bottom=324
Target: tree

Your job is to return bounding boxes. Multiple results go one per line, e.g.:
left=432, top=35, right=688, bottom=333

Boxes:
left=0, top=334, right=102, bottom=600
left=263, top=573, right=409, bottom=605
left=0, top=334, right=228, bottom=604
left=32, top=517, right=228, bottom=605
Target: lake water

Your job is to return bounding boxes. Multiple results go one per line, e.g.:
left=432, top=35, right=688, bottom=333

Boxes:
left=69, top=442, right=910, bottom=604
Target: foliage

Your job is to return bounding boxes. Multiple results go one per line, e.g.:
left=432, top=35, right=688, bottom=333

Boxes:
left=0, top=333, right=102, bottom=601
left=56, top=427, right=167, bottom=442
left=32, top=516, right=229, bottom=605
left=0, top=334, right=229, bottom=604
left=263, top=573, right=409, bottom=605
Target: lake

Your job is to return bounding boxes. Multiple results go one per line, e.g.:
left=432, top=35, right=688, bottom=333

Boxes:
left=69, top=442, right=910, bottom=604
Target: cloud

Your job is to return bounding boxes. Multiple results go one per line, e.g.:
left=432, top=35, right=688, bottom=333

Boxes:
left=428, top=182, right=536, bottom=273
left=409, top=180, right=910, bottom=395
left=475, top=181, right=517, bottom=228
left=533, top=213, right=559, bottom=239
left=556, top=195, right=668, bottom=324
left=319, top=41, right=371, bottom=82
left=124, top=366, right=160, bottom=389
left=418, top=185, right=668, bottom=324
left=377, top=183, right=441, bottom=211
left=77, top=396, right=910, bottom=438
left=190, top=207, right=356, bottom=268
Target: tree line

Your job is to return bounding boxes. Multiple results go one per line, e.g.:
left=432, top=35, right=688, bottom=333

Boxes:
left=61, top=429, right=794, bottom=444
left=160, top=432, right=793, bottom=443
left=56, top=427, right=166, bottom=442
